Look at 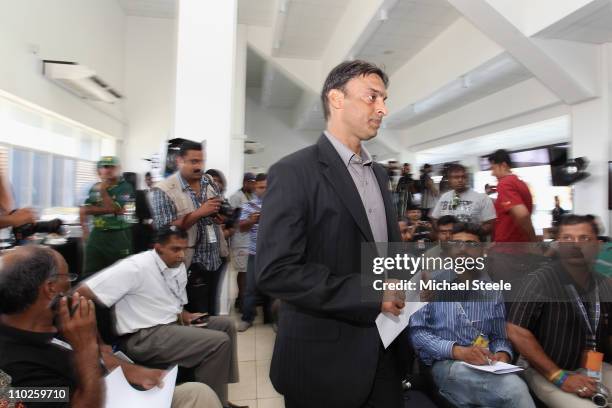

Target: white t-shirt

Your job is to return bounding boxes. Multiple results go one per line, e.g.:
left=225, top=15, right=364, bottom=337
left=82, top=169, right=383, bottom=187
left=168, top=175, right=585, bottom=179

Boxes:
left=431, top=189, right=496, bottom=225
left=85, top=250, right=188, bottom=335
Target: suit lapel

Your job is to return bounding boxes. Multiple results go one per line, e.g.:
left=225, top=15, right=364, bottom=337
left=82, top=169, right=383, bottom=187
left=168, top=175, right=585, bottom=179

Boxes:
left=317, top=135, right=374, bottom=242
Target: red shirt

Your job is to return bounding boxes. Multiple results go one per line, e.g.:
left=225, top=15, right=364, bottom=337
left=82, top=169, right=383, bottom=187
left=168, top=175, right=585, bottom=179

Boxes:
left=493, top=174, right=533, bottom=243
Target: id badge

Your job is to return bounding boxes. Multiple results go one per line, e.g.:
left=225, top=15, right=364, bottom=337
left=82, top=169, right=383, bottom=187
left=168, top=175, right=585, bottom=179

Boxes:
left=206, top=224, right=217, bottom=243
left=472, top=334, right=489, bottom=348
left=582, top=349, right=604, bottom=380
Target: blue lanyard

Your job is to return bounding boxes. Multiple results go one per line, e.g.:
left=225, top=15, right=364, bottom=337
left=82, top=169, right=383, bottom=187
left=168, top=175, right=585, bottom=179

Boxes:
left=566, top=284, right=600, bottom=349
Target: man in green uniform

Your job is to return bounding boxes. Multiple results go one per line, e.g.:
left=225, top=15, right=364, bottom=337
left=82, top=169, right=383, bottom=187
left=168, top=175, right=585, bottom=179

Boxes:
left=80, top=156, right=135, bottom=277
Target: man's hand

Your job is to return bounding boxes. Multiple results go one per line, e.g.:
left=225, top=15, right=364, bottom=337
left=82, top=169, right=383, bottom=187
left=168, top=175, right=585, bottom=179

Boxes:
left=122, top=365, right=166, bottom=390
left=57, top=292, right=99, bottom=352
left=197, top=198, right=222, bottom=218
left=181, top=311, right=208, bottom=326
left=248, top=212, right=261, bottom=224
left=452, top=345, right=492, bottom=365
left=10, top=208, right=35, bottom=227
left=492, top=352, right=511, bottom=363
left=561, top=373, right=597, bottom=398
left=381, top=280, right=405, bottom=316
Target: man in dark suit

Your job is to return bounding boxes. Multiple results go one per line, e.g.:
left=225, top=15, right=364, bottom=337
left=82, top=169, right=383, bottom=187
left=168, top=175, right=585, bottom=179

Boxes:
left=255, top=60, right=408, bottom=408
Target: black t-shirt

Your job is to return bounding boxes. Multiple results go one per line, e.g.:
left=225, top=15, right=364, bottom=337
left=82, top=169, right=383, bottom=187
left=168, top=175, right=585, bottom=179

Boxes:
left=0, top=323, right=76, bottom=408
left=507, top=261, right=612, bottom=370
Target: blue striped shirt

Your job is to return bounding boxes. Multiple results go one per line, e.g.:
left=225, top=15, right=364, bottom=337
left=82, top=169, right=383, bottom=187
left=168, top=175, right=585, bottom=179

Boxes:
left=240, top=196, right=262, bottom=255
left=149, top=174, right=221, bottom=271
left=409, top=270, right=513, bottom=366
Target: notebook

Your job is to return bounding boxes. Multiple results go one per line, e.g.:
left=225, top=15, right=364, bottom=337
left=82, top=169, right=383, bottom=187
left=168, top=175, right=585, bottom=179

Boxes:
left=461, top=361, right=524, bottom=375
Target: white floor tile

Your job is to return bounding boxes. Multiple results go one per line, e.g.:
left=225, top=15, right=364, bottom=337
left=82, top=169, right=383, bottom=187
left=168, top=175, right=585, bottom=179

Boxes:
left=257, top=397, right=285, bottom=408
left=256, top=359, right=281, bottom=399
left=229, top=360, right=257, bottom=401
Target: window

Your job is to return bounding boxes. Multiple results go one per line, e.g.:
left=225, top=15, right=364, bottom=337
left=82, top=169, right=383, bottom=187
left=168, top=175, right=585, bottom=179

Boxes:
left=0, top=90, right=115, bottom=214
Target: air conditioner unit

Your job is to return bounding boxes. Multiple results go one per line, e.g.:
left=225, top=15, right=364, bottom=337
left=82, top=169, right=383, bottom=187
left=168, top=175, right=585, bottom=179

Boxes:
left=43, top=60, right=123, bottom=103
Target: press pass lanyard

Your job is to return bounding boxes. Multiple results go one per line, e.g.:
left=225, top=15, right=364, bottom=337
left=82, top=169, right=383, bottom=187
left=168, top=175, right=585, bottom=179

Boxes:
left=457, top=302, right=489, bottom=347
left=566, top=284, right=600, bottom=350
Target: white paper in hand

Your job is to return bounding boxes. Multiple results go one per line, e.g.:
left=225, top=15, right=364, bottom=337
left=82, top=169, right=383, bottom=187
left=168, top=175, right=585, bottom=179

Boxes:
left=104, top=365, right=177, bottom=408
left=376, top=300, right=427, bottom=349
left=461, top=361, right=524, bottom=375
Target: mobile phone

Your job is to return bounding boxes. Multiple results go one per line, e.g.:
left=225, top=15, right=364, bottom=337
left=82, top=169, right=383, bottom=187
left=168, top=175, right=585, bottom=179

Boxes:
left=190, top=314, right=209, bottom=325
left=50, top=294, right=76, bottom=316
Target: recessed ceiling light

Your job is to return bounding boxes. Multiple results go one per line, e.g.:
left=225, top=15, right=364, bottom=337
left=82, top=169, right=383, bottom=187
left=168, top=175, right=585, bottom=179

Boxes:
left=383, top=50, right=394, bottom=55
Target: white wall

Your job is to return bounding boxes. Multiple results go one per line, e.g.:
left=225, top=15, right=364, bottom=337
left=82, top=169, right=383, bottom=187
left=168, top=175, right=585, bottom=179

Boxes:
left=122, top=16, right=176, bottom=180
left=244, top=89, right=318, bottom=172
left=0, top=0, right=126, bottom=137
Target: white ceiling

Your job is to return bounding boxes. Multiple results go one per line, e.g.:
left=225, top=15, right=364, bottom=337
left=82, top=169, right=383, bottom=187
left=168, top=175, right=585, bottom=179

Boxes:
left=117, top=0, right=276, bottom=25
left=247, top=47, right=303, bottom=109
left=238, top=0, right=276, bottom=27
left=415, top=116, right=571, bottom=164
left=536, top=0, right=612, bottom=43
left=118, top=0, right=176, bottom=18
left=277, top=0, right=352, bottom=59
left=357, top=0, right=459, bottom=74
left=385, top=53, right=532, bottom=128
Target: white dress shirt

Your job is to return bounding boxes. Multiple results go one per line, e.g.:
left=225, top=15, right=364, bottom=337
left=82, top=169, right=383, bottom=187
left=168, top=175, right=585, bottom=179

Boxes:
left=85, top=250, right=188, bottom=335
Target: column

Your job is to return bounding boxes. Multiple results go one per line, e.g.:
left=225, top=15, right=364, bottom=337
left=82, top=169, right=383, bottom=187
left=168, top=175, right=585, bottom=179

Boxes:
left=173, top=0, right=237, bottom=181
left=229, top=24, right=247, bottom=195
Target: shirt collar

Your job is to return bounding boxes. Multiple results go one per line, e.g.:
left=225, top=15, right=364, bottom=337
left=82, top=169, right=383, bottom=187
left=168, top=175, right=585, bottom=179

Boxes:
left=324, top=131, right=373, bottom=167
left=151, top=249, right=183, bottom=277
left=0, top=322, right=56, bottom=346
left=178, top=173, right=208, bottom=192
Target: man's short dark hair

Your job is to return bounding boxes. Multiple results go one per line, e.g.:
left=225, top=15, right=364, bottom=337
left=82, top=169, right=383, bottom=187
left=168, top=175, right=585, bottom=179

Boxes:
left=447, top=163, right=467, bottom=176
left=558, top=214, right=599, bottom=236
left=405, top=204, right=421, bottom=211
left=488, top=149, right=513, bottom=168
left=0, top=246, right=59, bottom=315
left=255, top=173, right=267, bottom=182
left=179, top=141, right=202, bottom=157
left=437, top=215, right=458, bottom=227
left=452, top=223, right=484, bottom=242
left=145, top=172, right=152, bottom=177
left=320, top=60, right=389, bottom=121
left=156, top=225, right=189, bottom=245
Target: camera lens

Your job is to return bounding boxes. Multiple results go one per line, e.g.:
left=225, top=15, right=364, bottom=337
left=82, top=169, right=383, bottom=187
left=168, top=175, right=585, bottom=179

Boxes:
left=592, top=394, right=608, bottom=407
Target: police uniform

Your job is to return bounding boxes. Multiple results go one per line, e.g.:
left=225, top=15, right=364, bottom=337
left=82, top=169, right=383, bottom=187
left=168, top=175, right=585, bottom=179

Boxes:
left=83, top=157, right=135, bottom=276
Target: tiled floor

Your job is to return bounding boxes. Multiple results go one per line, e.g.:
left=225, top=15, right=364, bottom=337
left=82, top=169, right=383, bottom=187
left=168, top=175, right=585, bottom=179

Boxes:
left=229, top=309, right=284, bottom=408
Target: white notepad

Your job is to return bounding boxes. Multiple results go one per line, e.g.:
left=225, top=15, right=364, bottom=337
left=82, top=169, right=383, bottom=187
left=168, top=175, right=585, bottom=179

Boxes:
left=461, top=361, right=524, bottom=375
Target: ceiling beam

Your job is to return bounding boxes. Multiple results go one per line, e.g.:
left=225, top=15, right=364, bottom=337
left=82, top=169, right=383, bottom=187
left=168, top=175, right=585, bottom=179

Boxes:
left=448, top=0, right=600, bottom=104
left=401, top=78, right=562, bottom=150
left=385, top=17, right=503, bottom=118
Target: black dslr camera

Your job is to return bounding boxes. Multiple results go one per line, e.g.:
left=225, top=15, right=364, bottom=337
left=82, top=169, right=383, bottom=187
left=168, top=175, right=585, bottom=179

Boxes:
left=12, top=218, right=63, bottom=240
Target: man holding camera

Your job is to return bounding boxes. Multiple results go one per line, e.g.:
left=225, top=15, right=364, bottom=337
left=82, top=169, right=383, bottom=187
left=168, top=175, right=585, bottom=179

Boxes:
left=507, top=215, right=612, bottom=407
left=150, top=141, right=224, bottom=315
left=80, top=156, right=135, bottom=277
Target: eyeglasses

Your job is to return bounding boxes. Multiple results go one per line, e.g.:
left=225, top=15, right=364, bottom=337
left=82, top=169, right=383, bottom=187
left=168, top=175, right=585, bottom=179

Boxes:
left=51, top=272, right=78, bottom=282
left=447, top=240, right=480, bottom=248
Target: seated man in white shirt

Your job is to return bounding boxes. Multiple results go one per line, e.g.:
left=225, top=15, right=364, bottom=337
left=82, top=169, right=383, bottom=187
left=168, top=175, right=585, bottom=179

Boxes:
left=76, top=226, right=242, bottom=408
